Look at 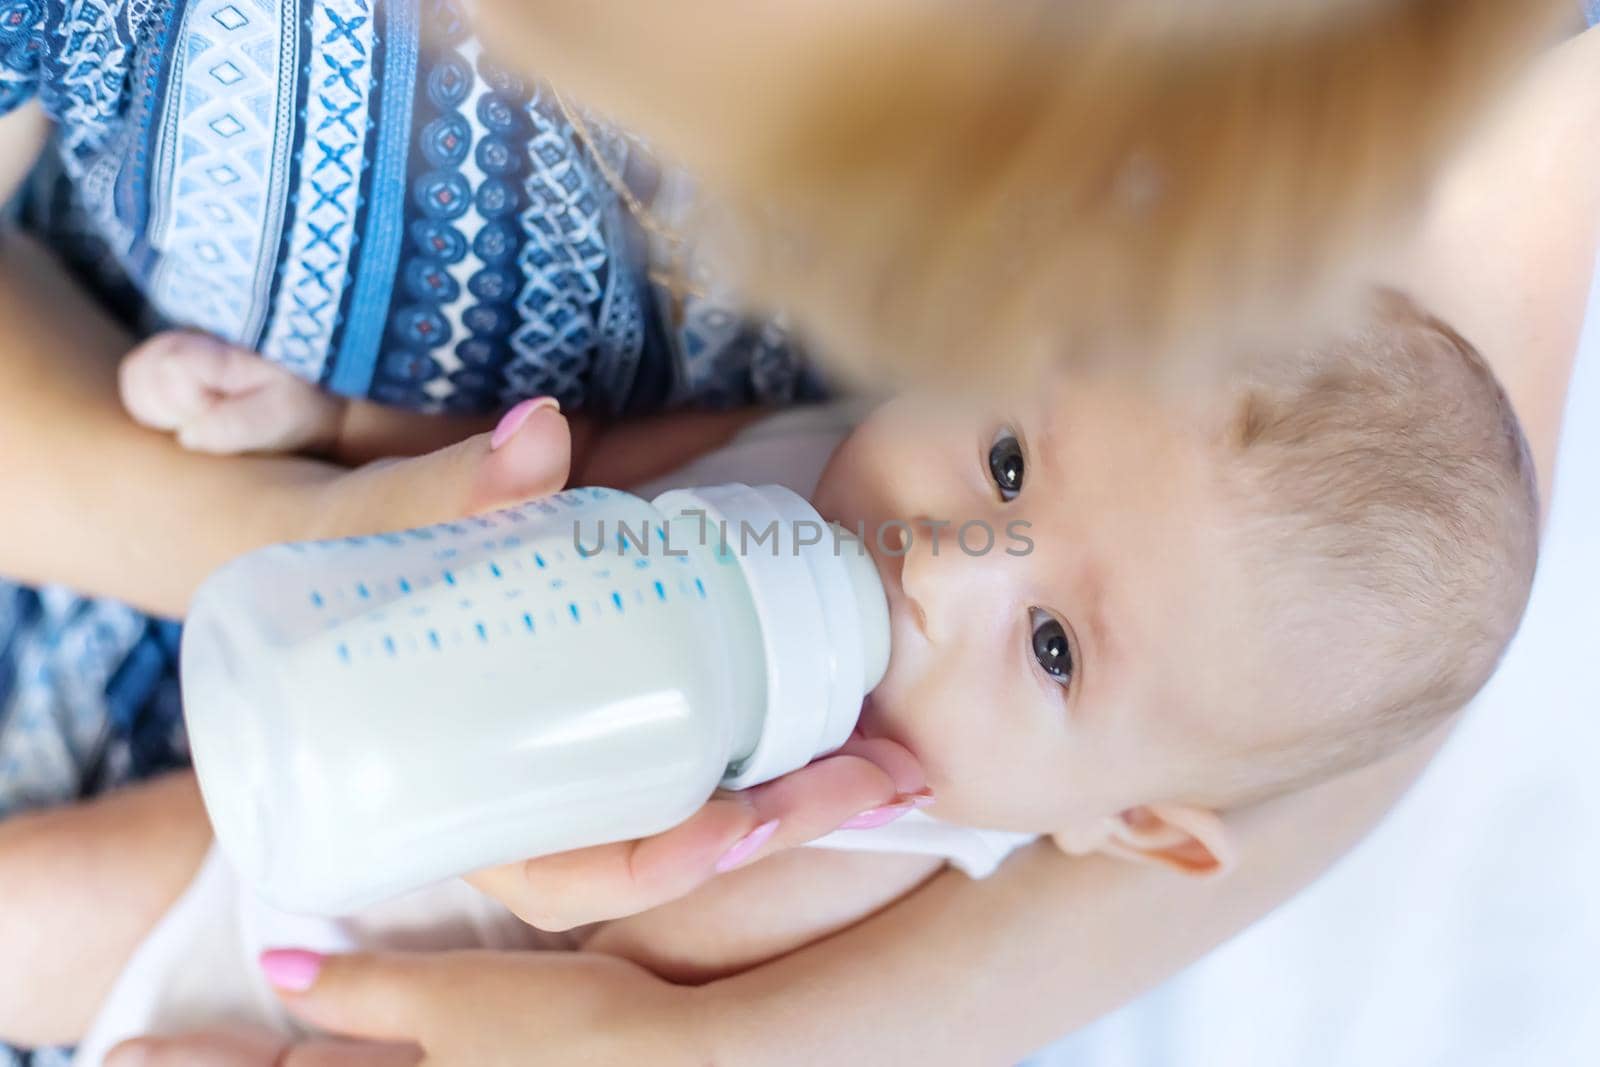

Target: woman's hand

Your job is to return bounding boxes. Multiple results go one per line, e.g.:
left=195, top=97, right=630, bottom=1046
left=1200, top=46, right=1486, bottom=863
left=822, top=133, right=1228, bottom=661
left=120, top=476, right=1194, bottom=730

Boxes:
left=108, top=1026, right=419, bottom=1067
left=283, top=396, right=571, bottom=544
left=271, top=949, right=713, bottom=1066
left=278, top=398, right=929, bottom=929
left=111, top=950, right=718, bottom=1067
left=469, top=732, right=927, bottom=929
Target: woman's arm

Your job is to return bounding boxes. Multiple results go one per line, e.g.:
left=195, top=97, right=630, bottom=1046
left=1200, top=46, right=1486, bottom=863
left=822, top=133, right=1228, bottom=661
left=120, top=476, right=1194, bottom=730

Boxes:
left=0, top=248, right=568, bottom=620
left=0, top=208, right=573, bottom=615
left=186, top=731, right=1439, bottom=1067
left=1389, top=21, right=1600, bottom=512
left=0, top=103, right=343, bottom=613
left=706, top=728, right=1447, bottom=1064
left=0, top=233, right=360, bottom=616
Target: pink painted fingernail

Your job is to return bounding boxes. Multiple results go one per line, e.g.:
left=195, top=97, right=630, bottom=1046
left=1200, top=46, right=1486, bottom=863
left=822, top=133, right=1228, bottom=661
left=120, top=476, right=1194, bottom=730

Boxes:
left=491, top=397, right=560, bottom=450
left=259, top=949, right=325, bottom=992
left=838, top=800, right=916, bottom=831
left=715, top=819, right=780, bottom=873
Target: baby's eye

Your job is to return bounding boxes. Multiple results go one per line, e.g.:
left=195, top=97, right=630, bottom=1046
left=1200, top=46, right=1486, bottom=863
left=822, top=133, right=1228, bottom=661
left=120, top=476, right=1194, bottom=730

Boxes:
left=1029, top=607, right=1074, bottom=688
left=989, top=429, right=1025, bottom=502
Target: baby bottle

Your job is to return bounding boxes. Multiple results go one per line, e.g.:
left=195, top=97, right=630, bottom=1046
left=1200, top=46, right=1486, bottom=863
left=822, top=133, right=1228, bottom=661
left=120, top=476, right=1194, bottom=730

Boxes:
left=181, top=483, right=890, bottom=915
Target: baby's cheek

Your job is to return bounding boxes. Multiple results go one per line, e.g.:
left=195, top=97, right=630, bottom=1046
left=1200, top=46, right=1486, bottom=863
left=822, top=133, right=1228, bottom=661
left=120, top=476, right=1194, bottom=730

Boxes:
left=889, top=702, right=999, bottom=819
left=918, top=706, right=1061, bottom=827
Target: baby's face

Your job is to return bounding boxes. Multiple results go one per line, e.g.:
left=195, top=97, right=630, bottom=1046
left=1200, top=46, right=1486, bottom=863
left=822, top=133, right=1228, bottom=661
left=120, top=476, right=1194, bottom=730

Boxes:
left=812, top=382, right=1266, bottom=836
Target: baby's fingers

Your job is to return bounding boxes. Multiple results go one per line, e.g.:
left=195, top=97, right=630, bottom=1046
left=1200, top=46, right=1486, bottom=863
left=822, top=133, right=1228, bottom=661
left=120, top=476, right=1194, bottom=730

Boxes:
left=467, top=800, right=754, bottom=930
left=119, top=330, right=333, bottom=455
left=119, top=330, right=231, bottom=431
left=176, top=375, right=341, bottom=455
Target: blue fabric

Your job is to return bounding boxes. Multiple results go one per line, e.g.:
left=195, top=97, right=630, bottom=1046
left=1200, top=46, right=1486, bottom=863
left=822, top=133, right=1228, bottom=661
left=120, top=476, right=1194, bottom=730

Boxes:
left=2, top=0, right=817, bottom=416
left=0, top=586, right=185, bottom=820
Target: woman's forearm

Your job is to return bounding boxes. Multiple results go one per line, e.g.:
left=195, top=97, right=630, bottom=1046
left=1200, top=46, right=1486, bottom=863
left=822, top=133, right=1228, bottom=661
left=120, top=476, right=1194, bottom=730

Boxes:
left=0, top=229, right=330, bottom=617
left=704, top=729, right=1448, bottom=1066
left=0, top=225, right=761, bottom=618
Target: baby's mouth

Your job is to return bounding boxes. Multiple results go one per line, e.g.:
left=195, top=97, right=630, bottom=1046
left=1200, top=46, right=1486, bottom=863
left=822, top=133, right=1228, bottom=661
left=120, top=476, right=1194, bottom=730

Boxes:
left=854, top=693, right=885, bottom=742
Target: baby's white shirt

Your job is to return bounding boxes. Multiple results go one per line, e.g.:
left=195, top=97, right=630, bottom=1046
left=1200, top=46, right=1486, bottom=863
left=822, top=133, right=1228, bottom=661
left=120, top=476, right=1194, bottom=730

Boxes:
left=73, top=402, right=1036, bottom=1063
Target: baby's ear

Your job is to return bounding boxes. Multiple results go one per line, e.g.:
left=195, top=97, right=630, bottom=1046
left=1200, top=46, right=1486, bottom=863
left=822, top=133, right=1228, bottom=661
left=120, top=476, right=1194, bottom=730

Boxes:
left=1051, top=805, right=1234, bottom=879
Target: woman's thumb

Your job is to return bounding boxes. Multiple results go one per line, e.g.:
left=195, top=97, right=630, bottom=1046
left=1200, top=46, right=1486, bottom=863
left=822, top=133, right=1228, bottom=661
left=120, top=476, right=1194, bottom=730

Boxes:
left=310, top=399, right=570, bottom=538
left=261, top=949, right=439, bottom=1045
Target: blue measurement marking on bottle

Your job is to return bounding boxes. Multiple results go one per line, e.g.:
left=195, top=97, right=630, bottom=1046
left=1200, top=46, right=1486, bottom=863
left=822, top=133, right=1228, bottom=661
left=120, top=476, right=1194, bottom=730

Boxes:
left=568, top=603, right=580, bottom=622
left=522, top=612, right=534, bottom=632
left=383, top=635, right=396, bottom=656
left=611, top=591, right=624, bottom=611
left=311, top=591, right=325, bottom=608
left=654, top=580, right=666, bottom=601
left=489, top=563, right=502, bottom=578
left=475, top=622, right=488, bottom=642
left=337, top=643, right=350, bottom=664
left=695, top=578, right=706, bottom=599
left=358, top=583, right=370, bottom=599
left=428, top=629, right=441, bottom=649
left=444, top=571, right=456, bottom=585
left=399, top=578, right=411, bottom=593
left=534, top=553, right=547, bottom=569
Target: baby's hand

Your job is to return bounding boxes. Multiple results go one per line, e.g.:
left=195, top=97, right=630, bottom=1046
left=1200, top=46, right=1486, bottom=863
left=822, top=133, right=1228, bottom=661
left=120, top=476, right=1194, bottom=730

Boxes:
left=119, top=330, right=345, bottom=456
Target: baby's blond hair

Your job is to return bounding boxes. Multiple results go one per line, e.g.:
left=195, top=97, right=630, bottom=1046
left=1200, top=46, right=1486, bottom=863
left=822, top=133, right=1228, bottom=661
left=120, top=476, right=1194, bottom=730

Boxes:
left=1210, top=291, right=1539, bottom=805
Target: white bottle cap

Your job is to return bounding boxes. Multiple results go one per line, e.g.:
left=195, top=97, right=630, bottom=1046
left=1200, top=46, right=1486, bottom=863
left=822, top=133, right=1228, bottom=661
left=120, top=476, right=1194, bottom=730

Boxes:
left=651, top=484, right=891, bottom=789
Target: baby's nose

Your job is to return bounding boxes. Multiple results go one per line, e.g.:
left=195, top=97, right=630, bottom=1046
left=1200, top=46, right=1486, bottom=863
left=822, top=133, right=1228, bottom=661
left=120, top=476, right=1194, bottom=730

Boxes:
left=897, top=519, right=983, bottom=638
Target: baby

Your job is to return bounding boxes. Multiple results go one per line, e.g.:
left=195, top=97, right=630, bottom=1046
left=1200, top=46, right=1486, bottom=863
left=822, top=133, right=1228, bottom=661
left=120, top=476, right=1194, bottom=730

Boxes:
left=32, top=291, right=1543, bottom=1060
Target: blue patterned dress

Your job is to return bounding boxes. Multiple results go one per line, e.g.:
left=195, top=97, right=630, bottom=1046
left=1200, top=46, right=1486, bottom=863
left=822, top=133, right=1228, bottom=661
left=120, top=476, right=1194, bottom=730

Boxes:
left=0, top=4, right=816, bottom=1058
